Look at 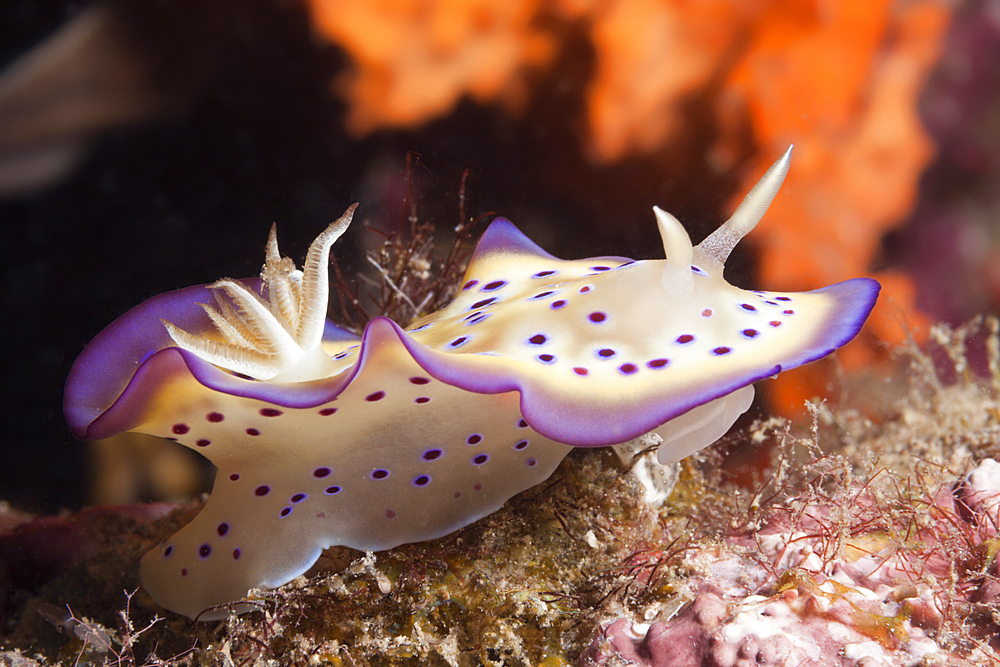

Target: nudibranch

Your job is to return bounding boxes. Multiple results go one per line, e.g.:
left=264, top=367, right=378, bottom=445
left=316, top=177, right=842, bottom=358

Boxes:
left=64, top=148, right=879, bottom=619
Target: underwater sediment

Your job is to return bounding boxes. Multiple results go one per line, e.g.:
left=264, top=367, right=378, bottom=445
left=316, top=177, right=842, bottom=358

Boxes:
left=4, top=318, right=1000, bottom=665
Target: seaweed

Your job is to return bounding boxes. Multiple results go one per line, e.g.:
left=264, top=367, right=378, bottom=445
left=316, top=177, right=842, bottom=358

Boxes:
left=329, top=157, right=491, bottom=334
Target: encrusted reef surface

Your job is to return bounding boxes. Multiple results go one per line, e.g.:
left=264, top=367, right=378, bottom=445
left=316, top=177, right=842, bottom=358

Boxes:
left=6, top=318, right=1000, bottom=666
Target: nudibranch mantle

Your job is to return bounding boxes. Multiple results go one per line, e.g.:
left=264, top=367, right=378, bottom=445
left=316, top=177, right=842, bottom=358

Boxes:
left=64, top=148, right=879, bottom=619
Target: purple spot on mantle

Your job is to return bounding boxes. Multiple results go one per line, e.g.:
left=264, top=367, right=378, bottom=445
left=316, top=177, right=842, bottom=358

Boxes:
left=163, top=545, right=173, bottom=557
left=409, top=376, right=430, bottom=385
left=462, top=280, right=478, bottom=290
left=206, top=412, right=224, bottom=423
left=371, top=469, right=389, bottom=480
left=619, top=363, right=638, bottom=374
left=676, top=334, right=694, bottom=344
left=319, top=407, right=337, bottom=416
left=260, top=408, right=283, bottom=417
left=254, top=485, right=269, bottom=496
left=366, top=391, right=385, bottom=402
left=467, top=434, right=482, bottom=445
left=481, top=280, right=507, bottom=291
left=647, top=358, right=669, bottom=369
left=450, top=336, right=470, bottom=348
left=217, top=523, right=229, bottom=536
left=529, top=334, right=547, bottom=345
left=588, top=312, right=606, bottom=323
left=471, top=297, right=496, bottom=309
left=776, top=296, right=792, bottom=301
left=551, top=300, right=567, bottom=310
left=415, top=397, right=431, bottom=404
left=198, top=544, right=211, bottom=559
left=422, top=448, right=442, bottom=461
left=742, top=329, right=759, bottom=338
left=712, top=347, right=732, bottom=356
left=233, top=549, right=241, bottom=560
left=314, top=467, right=331, bottom=478
left=172, top=423, right=189, bottom=435
left=537, top=353, right=556, bottom=364
left=280, top=507, right=292, bottom=518
left=740, top=303, right=757, bottom=312
left=472, top=454, right=490, bottom=465
left=229, top=473, right=240, bottom=481
left=413, top=475, right=431, bottom=487
left=597, top=348, right=615, bottom=358
left=530, top=291, right=555, bottom=300
left=325, top=486, right=341, bottom=495
left=514, top=440, right=529, bottom=450
left=196, top=439, right=211, bottom=447
left=533, top=270, right=557, bottom=278
left=573, top=367, right=589, bottom=376
left=246, top=428, right=260, bottom=436
left=291, top=493, right=306, bottom=503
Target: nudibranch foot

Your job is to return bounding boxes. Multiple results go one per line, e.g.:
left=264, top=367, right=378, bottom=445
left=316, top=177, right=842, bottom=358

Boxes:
left=137, top=317, right=572, bottom=619
left=611, top=432, right=680, bottom=506
left=65, top=147, right=879, bottom=619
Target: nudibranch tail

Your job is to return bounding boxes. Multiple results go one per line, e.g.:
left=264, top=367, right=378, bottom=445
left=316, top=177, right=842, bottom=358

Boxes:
left=697, top=145, right=792, bottom=265
left=136, top=315, right=572, bottom=619
left=161, top=205, right=357, bottom=383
